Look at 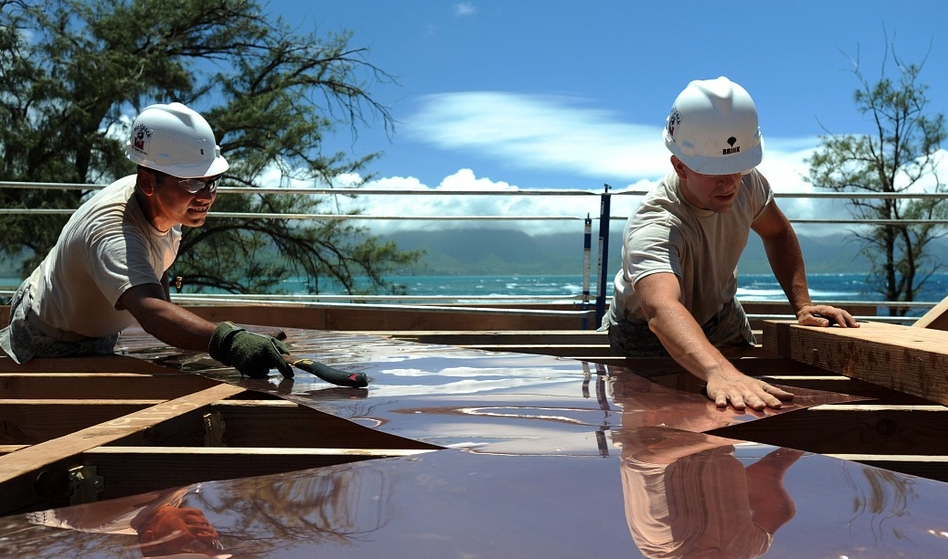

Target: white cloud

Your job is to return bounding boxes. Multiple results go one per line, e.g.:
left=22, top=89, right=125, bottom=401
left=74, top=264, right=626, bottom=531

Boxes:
left=331, top=169, right=606, bottom=235
left=454, top=2, right=476, bottom=17
left=406, top=92, right=671, bottom=181
left=264, top=93, right=948, bottom=239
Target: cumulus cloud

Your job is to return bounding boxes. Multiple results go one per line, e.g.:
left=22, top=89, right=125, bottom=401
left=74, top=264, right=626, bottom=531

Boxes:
left=263, top=93, right=948, bottom=238
left=330, top=169, right=607, bottom=235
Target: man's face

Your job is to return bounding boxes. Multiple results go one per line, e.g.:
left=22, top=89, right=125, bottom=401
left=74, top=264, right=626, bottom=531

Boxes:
left=149, top=171, right=219, bottom=229
left=672, top=156, right=744, bottom=213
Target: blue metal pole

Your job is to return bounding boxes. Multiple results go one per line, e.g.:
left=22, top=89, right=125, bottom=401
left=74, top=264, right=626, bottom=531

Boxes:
left=582, top=214, right=591, bottom=330
left=595, top=184, right=612, bottom=327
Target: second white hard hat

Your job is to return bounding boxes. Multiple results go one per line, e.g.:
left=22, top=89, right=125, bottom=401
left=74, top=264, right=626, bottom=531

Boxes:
left=126, top=102, right=229, bottom=178
left=663, top=76, right=763, bottom=175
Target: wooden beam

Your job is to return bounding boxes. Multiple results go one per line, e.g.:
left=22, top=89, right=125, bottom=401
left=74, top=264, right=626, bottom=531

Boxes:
left=0, top=402, right=150, bottom=445
left=107, top=400, right=439, bottom=451
left=912, top=294, right=948, bottom=330
left=761, top=320, right=948, bottom=405
left=0, top=354, right=185, bottom=375
left=709, top=403, right=948, bottom=456
left=0, top=382, right=244, bottom=484
left=0, top=372, right=219, bottom=399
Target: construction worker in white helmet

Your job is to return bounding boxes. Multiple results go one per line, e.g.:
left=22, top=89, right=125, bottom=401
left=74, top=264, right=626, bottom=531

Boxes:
left=0, top=102, right=340, bottom=380
left=600, top=77, right=859, bottom=411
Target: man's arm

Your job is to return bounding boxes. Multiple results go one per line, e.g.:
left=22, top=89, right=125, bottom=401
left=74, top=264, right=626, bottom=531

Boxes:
left=119, top=284, right=295, bottom=378
left=636, top=272, right=792, bottom=410
left=752, top=200, right=858, bottom=328
left=118, top=283, right=216, bottom=351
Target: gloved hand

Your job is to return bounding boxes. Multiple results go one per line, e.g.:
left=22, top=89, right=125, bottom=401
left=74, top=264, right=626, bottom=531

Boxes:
left=208, top=321, right=294, bottom=379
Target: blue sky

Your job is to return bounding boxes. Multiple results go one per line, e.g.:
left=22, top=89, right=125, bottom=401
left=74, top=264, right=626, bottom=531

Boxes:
left=262, top=0, right=948, bottom=234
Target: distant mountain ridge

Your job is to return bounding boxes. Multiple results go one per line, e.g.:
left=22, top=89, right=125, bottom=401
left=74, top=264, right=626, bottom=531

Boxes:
left=388, top=228, right=948, bottom=276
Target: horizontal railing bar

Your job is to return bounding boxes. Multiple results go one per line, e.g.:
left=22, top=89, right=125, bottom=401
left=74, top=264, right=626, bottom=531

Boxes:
left=169, top=293, right=587, bottom=302
left=4, top=208, right=948, bottom=226
left=0, top=289, right=934, bottom=310
left=171, top=299, right=597, bottom=317
left=206, top=213, right=587, bottom=221
left=3, top=181, right=948, bottom=200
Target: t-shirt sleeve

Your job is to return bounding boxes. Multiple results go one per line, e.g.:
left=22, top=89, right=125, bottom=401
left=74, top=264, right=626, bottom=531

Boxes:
left=750, top=171, right=775, bottom=221
left=625, top=220, right=682, bottom=286
left=88, top=228, right=162, bottom=309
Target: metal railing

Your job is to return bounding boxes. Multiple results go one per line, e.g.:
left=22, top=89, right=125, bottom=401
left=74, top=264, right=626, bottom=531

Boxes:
left=2, top=180, right=947, bottom=327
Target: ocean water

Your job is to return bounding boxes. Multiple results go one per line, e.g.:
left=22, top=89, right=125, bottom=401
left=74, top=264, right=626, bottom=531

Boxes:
left=283, top=272, right=948, bottom=304
left=6, top=272, right=948, bottom=306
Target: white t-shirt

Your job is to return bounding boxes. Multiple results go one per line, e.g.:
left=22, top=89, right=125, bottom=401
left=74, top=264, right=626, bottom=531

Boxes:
left=604, top=170, right=772, bottom=328
left=26, top=175, right=181, bottom=337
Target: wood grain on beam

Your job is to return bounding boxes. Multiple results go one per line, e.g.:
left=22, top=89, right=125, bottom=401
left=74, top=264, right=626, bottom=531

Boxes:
left=762, top=320, right=948, bottom=406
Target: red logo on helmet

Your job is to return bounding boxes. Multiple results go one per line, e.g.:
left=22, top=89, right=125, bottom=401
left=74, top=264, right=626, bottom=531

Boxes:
left=132, top=124, right=152, bottom=153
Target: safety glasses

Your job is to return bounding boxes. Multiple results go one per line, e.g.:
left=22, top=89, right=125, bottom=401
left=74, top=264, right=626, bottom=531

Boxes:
left=150, top=169, right=220, bottom=194
left=175, top=175, right=221, bottom=194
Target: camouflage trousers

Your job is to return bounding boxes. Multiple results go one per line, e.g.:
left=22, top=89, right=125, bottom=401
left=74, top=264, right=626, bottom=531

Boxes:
left=0, top=281, right=118, bottom=364
left=607, top=298, right=756, bottom=358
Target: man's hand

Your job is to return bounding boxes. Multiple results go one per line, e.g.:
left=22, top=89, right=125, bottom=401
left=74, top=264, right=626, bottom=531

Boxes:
left=796, top=304, right=859, bottom=328
left=705, top=368, right=794, bottom=411
left=208, top=321, right=294, bottom=379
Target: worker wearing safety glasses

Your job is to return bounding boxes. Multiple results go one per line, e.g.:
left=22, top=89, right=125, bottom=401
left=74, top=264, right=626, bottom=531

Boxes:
left=0, top=102, right=340, bottom=380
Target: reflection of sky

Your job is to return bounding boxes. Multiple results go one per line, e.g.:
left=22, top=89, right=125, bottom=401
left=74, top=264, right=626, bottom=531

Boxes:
left=13, top=443, right=948, bottom=558
left=8, top=328, right=948, bottom=558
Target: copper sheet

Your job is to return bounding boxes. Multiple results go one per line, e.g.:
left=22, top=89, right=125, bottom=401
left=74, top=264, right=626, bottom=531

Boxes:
left=2, top=328, right=947, bottom=558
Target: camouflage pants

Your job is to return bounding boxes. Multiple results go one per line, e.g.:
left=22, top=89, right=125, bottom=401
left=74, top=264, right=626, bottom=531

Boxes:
left=0, top=282, right=118, bottom=364
left=607, top=298, right=756, bottom=358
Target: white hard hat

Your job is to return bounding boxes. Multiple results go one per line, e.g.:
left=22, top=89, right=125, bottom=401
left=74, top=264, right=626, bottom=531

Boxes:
left=663, top=76, right=763, bottom=175
left=126, top=102, right=229, bottom=178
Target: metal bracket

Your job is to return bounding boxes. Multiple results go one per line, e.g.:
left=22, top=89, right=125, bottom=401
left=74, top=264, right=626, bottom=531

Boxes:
left=203, top=411, right=226, bottom=446
left=68, top=465, right=104, bottom=505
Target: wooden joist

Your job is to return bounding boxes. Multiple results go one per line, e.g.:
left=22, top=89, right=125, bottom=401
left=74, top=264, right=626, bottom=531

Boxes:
left=0, top=382, right=245, bottom=483
left=0, top=372, right=220, bottom=399
left=0, top=360, right=443, bottom=516
left=0, top=382, right=246, bottom=515
left=762, top=320, right=948, bottom=406
left=710, top=403, right=948, bottom=457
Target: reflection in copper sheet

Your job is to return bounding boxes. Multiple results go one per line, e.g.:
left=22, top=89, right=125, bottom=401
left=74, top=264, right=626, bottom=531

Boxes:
left=2, top=328, right=948, bottom=558
left=616, top=427, right=802, bottom=559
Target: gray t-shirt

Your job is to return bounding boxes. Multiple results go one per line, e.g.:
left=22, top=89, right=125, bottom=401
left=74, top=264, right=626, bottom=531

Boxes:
left=603, top=170, right=772, bottom=328
left=25, top=175, right=181, bottom=337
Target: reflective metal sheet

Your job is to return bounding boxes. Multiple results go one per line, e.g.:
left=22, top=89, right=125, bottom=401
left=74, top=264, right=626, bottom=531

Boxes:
left=168, top=328, right=867, bottom=453
left=5, top=442, right=948, bottom=558
left=2, top=328, right=946, bottom=558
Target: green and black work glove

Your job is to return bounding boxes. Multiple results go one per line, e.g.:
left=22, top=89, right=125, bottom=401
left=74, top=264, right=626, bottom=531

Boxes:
left=208, top=321, right=294, bottom=379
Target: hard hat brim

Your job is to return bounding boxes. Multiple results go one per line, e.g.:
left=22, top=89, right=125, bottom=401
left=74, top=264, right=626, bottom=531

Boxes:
left=667, top=137, right=764, bottom=176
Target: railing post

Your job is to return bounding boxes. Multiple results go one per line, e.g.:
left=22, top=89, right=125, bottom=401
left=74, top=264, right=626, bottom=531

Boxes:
left=595, top=184, right=612, bottom=328
left=582, top=214, right=592, bottom=329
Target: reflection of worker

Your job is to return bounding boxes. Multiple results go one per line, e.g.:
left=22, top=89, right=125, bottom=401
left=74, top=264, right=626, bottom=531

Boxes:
left=611, top=372, right=802, bottom=559
left=135, top=504, right=224, bottom=557
left=615, top=427, right=803, bottom=559
left=600, top=76, right=857, bottom=411
left=26, top=486, right=229, bottom=558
